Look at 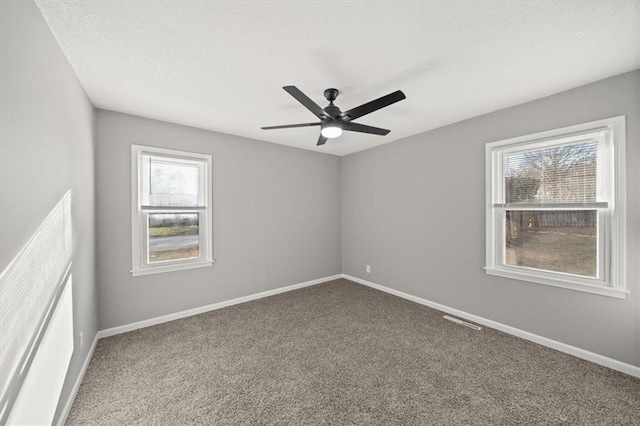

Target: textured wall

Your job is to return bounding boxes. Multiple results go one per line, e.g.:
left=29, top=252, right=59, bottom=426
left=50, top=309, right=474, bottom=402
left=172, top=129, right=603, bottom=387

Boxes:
left=96, top=110, right=342, bottom=329
left=342, top=70, right=640, bottom=367
left=0, top=1, right=98, bottom=423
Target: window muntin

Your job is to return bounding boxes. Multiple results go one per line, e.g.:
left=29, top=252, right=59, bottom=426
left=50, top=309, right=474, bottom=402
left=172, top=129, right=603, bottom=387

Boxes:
left=132, top=145, right=212, bottom=276
left=485, top=116, right=626, bottom=298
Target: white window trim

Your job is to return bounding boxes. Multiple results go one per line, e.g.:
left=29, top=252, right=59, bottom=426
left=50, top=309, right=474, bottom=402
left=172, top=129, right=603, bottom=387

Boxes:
left=485, top=116, right=627, bottom=299
left=131, top=144, right=213, bottom=276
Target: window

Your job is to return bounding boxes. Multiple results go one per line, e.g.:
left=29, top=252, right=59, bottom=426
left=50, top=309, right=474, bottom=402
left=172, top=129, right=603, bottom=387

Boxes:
left=131, top=145, right=213, bottom=276
left=485, top=116, right=626, bottom=298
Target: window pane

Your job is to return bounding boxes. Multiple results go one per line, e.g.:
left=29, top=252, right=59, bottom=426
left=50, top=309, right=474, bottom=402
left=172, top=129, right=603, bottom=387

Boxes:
left=504, top=135, right=604, bottom=204
left=148, top=213, right=200, bottom=263
left=504, top=210, right=597, bottom=277
left=147, top=158, right=200, bottom=206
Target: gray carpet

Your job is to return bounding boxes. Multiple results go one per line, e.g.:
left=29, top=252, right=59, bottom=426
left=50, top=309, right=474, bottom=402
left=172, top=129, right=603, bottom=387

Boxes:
left=67, top=279, right=640, bottom=425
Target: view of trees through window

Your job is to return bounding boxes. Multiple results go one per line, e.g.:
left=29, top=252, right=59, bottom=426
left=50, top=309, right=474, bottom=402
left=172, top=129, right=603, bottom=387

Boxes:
left=503, top=140, right=599, bottom=277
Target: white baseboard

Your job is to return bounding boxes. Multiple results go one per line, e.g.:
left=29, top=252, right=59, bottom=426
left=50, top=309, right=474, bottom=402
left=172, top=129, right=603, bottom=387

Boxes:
left=56, top=333, right=99, bottom=426
left=342, top=274, right=640, bottom=379
left=98, top=274, right=343, bottom=339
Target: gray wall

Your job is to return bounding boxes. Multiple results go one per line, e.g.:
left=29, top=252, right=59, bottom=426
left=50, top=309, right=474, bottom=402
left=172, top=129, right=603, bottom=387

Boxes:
left=96, top=110, right=342, bottom=329
left=0, top=1, right=98, bottom=423
left=342, top=70, right=640, bottom=367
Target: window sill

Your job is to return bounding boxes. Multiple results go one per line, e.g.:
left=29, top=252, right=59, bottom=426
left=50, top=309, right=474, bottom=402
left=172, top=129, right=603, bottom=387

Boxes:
left=131, top=259, right=214, bottom=277
left=484, top=267, right=628, bottom=299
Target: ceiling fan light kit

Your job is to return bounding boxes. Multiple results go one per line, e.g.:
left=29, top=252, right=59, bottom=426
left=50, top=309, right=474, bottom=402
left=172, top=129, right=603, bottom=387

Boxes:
left=320, top=122, right=342, bottom=139
left=261, top=86, right=405, bottom=146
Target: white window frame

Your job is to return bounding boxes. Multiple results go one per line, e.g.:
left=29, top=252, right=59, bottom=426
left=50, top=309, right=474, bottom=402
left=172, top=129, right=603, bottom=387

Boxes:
left=485, top=116, right=627, bottom=298
left=131, top=144, right=213, bottom=276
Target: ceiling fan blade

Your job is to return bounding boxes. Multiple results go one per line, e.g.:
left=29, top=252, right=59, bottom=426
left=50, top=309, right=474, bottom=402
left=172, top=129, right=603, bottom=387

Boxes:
left=342, top=90, right=406, bottom=121
left=343, top=122, right=390, bottom=136
left=261, top=122, right=320, bottom=130
left=283, top=86, right=332, bottom=119
left=317, top=134, right=328, bottom=146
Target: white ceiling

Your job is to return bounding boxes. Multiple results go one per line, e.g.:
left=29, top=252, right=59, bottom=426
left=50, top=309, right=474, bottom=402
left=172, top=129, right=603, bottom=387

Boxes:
left=36, top=1, right=639, bottom=157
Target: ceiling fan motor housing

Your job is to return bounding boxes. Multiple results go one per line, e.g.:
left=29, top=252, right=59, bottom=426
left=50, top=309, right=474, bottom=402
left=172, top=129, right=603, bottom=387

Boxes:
left=324, top=105, right=342, bottom=119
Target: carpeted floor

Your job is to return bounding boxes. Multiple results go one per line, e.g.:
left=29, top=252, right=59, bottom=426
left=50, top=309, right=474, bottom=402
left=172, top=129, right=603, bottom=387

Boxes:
left=67, top=279, right=640, bottom=425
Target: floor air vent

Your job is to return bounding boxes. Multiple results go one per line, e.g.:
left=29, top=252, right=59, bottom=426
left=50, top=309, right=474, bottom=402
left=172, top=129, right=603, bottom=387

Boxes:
left=443, top=315, right=482, bottom=331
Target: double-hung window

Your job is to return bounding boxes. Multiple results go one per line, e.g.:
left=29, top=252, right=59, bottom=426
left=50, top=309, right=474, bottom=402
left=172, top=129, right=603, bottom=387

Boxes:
left=485, top=116, right=626, bottom=298
left=131, top=145, right=213, bottom=276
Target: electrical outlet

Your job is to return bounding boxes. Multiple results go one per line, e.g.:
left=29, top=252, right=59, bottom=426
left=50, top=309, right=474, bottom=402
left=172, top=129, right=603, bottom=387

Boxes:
left=366, top=265, right=371, bottom=273
left=79, top=331, right=84, bottom=348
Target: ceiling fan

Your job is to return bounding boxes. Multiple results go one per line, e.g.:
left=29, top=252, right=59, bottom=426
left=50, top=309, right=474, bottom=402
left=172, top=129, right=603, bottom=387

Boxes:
left=261, top=86, right=406, bottom=146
